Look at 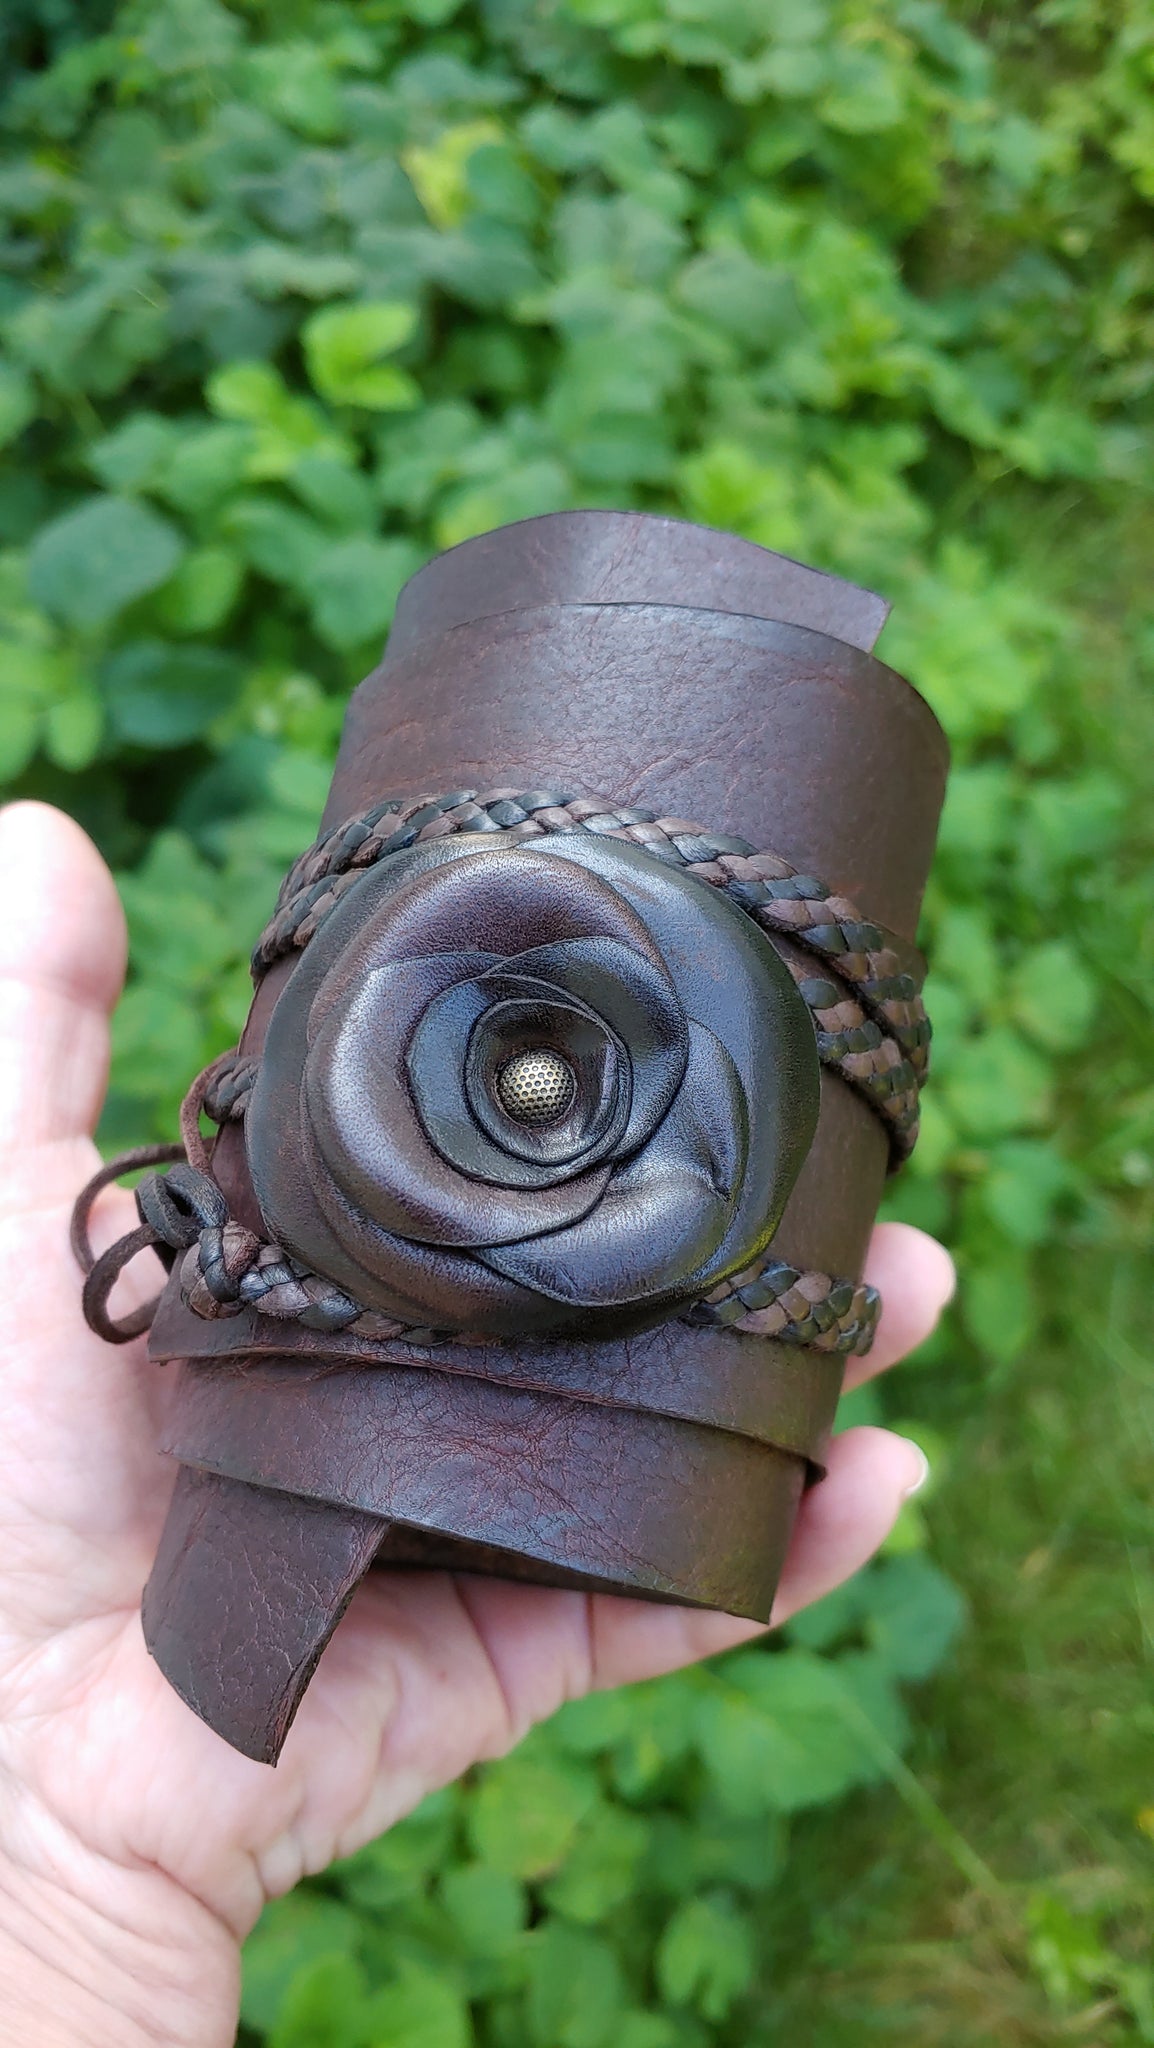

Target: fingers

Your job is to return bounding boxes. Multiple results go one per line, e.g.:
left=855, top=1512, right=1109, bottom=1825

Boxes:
left=584, top=1588, right=765, bottom=1692
left=845, top=1220, right=955, bottom=1390
left=0, top=804, right=126, bottom=1154
left=326, top=1223, right=954, bottom=1768
left=583, top=1423, right=926, bottom=1689
left=769, top=1425, right=926, bottom=1624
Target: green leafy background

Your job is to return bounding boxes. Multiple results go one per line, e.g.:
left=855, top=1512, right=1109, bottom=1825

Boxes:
left=2, top=1, right=1151, bottom=2040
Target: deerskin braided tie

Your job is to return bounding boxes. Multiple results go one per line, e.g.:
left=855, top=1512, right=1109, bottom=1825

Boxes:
left=253, top=789, right=928, bottom=1161
left=73, top=1151, right=880, bottom=1358
left=689, top=1257, right=880, bottom=1353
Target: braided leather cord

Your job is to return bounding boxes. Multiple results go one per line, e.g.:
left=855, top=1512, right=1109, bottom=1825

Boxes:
left=180, top=1217, right=430, bottom=1342
left=73, top=1147, right=880, bottom=1358
left=179, top=1215, right=879, bottom=1351
left=688, top=1257, right=880, bottom=1355
left=252, top=789, right=928, bottom=1161
left=200, top=1048, right=259, bottom=1126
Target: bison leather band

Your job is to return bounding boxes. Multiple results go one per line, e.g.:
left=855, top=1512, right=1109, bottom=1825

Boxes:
left=81, top=511, right=948, bottom=1764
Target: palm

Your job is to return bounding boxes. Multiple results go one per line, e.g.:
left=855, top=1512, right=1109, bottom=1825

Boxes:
left=0, top=803, right=952, bottom=1942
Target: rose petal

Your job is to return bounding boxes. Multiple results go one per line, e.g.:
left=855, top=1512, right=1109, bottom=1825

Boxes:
left=526, top=836, right=821, bottom=1271
left=409, top=971, right=628, bottom=1179
left=306, top=960, right=613, bottom=1247
left=494, top=935, right=687, bottom=1156
left=480, top=1023, right=747, bottom=1313
left=293, top=1109, right=576, bottom=1334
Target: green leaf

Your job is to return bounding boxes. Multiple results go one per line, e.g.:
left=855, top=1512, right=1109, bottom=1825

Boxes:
left=100, top=640, right=245, bottom=746
left=467, top=1753, right=598, bottom=1878
left=87, top=412, right=179, bottom=493
left=786, top=1572, right=871, bottom=1654
left=1018, top=772, right=1125, bottom=875
left=268, top=1952, right=369, bottom=2048
left=932, top=906, right=1001, bottom=1014
left=363, top=1964, right=473, bottom=2048
left=524, top=1922, right=626, bottom=2048
left=266, top=747, right=336, bottom=821
left=0, top=361, right=37, bottom=448
left=402, top=120, right=507, bottom=228
left=542, top=1803, right=648, bottom=1925
left=1007, top=403, right=1103, bottom=480
left=406, top=0, right=468, bottom=22
left=27, top=496, right=185, bottom=629
left=563, top=410, right=674, bottom=486
left=943, top=1027, right=1053, bottom=1139
left=158, top=425, right=255, bottom=516
left=0, top=696, right=40, bottom=780
left=550, top=1688, right=638, bottom=1757
left=117, top=832, right=240, bottom=989
left=613, top=2019, right=681, bottom=2048
left=241, top=1893, right=365, bottom=2036
left=655, top=1894, right=755, bottom=2022
left=608, top=1674, right=698, bottom=1800
left=223, top=497, right=328, bottom=587
left=696, top=1649, right=901, bottom=1814
left=434, top=458, right=572, bottom=548
left=374, top=402, right=480, bottom=514
left=207, top=362, right=353, bottom=477
left=439, top=1864, right=527, bottom=1957
left=336, top=1789, right=458, bottom=1912
left=290, top=453, right=378, bottom=530
left=43, top=678, right=103, bottom=769
left=962, top=1247, right=1036, bottom=1362
left=305, top=534, right=421, bottom=648
left=1009, top=940, right=1098, bottom=1051
left=861, top=1554, right=967, bottom=1681
left=152, top=544, right=244, bottom=634
left=244, top=241, right=362, bottom=302
left=248, top=40, right=346, bottom=141
left=1025, top=1891, right=1118, bottom=2011
left=206, top=362, right=289, bottom=426
left=109, top=983, right=206, bottom=1103
left=936, top=764, right=1017, bottom=861
left=980, top=1139, right=1072, bottom=1246
left=303, top=301, right=421, bottom=409
left=675, top=247, right=801, bottom=341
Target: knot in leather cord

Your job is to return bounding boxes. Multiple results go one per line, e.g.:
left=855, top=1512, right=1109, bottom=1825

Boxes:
left=70, top=1141, right=187, bottom=1347
left=72, top=1150, right=228, bottom=1347
left=135, top=1162, right=229, bottom=1249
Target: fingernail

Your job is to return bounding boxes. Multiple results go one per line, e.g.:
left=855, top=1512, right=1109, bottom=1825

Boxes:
left=900, top=1440, right=931, bottom=1498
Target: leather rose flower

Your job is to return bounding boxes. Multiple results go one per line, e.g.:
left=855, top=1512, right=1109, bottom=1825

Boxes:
left=246, top=832, right=821, bottom=1339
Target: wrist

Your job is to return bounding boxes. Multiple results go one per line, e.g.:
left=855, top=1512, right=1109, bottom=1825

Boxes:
left=0, top=1792, right=239, bottom=2048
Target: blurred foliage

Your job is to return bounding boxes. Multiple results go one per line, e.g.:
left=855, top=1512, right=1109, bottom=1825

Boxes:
left=2, top=0, right=1152, bottom=2040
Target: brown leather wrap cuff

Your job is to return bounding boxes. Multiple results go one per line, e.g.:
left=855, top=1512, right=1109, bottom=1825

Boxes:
left=143, top=511, right=947, bottom=1762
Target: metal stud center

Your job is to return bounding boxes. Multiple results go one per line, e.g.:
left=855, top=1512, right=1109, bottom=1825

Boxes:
left=495, top=1047, right=577, bottom=1126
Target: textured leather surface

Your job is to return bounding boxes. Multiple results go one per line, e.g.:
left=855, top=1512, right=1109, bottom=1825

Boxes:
left=143, top=512, right=947, bottom=1762
left=383, top=508, right=891, bottom=658
left=141, top=1464, right=387, bottom=1764
left=330, top=604, right=944, bottom=937
left=151, top=1289, right=845, bottom=1463
left=159, top=1358, right=808, bottom=1621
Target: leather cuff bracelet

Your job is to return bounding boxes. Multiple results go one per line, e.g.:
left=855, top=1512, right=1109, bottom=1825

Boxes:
left=74, top=510, right=947, bottom=1764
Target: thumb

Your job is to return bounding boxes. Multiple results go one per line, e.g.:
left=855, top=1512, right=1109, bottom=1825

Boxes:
left=0, top=803, right=127, bottom=1155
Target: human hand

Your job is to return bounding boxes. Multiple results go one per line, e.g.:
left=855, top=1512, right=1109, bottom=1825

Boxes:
left=0, top=801, right=955, bottom=2046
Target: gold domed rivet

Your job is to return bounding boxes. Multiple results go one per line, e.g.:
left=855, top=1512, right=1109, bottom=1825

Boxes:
left=495, top=1048, right=576, bottom=1126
